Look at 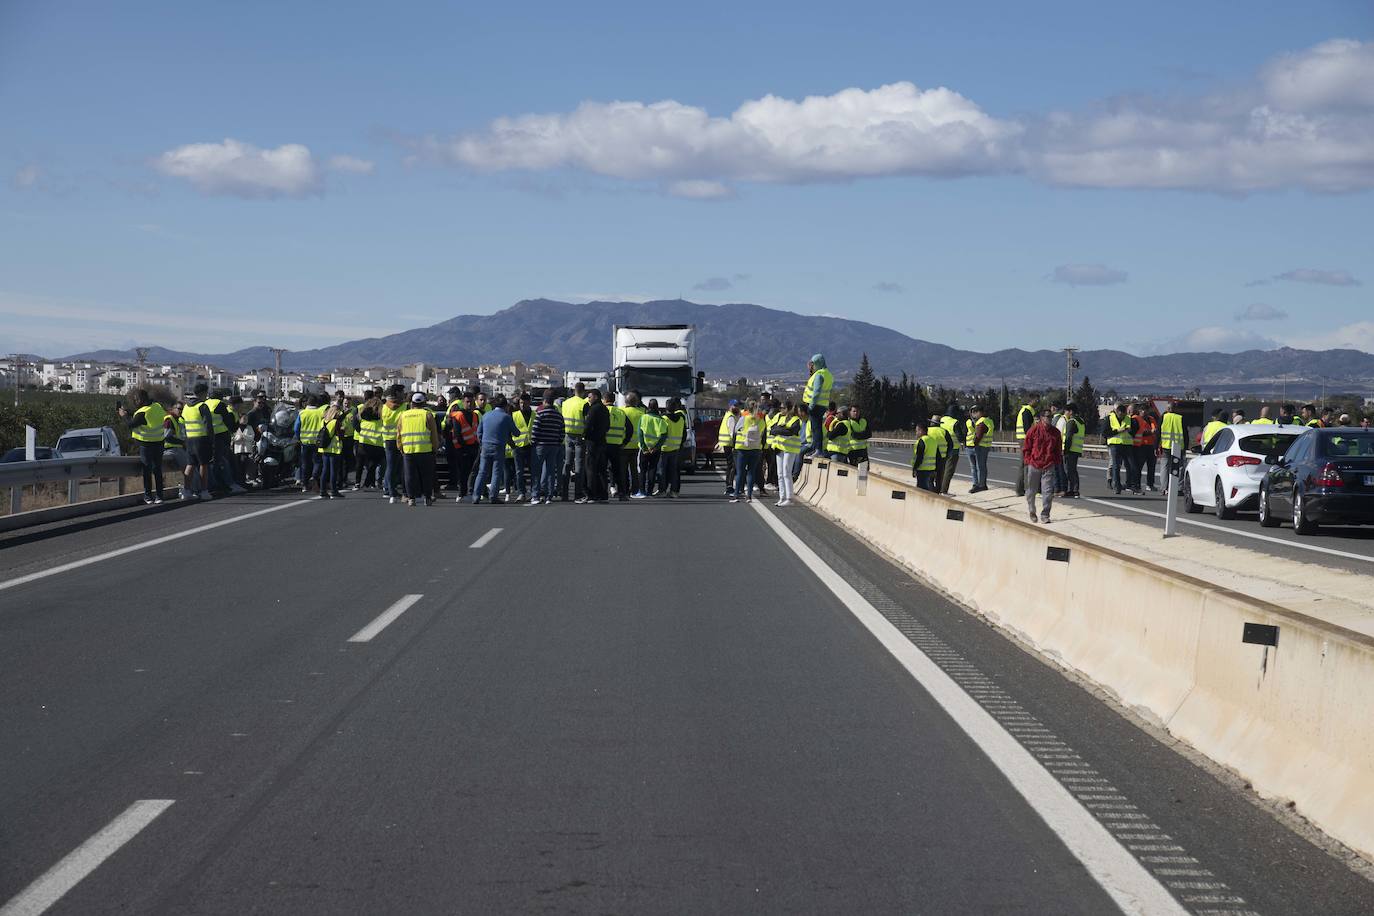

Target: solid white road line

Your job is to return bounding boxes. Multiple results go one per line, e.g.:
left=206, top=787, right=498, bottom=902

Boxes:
left=468, top=527, right=503, bottom=549
left=869, top=457, right=1374, bottom=565
left=0, top=500, right=312, bottom=594
left=0, top=799, right=174, bottom=916
left=347, top=594, right=424, bottom=643
left=750, top=502, right=1186, bottom=916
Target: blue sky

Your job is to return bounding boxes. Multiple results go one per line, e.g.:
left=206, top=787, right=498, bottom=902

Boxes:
left=2, top=0, right=1371, bottom=361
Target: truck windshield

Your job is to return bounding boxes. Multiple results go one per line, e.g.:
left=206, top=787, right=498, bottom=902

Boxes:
left=622, top=366, right=694, bottom=398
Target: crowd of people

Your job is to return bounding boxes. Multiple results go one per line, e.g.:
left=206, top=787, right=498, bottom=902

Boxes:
left=116, top=356, right=1372, bottom=521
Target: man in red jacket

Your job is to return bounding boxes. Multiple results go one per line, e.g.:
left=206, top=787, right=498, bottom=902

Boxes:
left=1022, top=409, right=1063, bottom=524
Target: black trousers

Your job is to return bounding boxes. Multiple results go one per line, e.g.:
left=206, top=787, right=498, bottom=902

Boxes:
left=404, top=451, right=435, bottom=501
left=1065, top=451, right=1081, bottom=495
left=139, top=442, right=164, bottom=498
left=360, top=443, right=385, bottom=487
left=456, top=445, right=478, bottom=496
left=585, top=441, right=608, bottom=500
left=722, top=447, right=735, bottom=492
left=606, top=445, right=627, bottom=498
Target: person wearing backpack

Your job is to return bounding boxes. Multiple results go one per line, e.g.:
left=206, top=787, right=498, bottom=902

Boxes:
left=317, top=403, right=346, bottom=500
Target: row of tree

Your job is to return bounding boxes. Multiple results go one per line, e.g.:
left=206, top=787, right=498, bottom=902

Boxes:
left=844, top=354, right=1101, bottom=435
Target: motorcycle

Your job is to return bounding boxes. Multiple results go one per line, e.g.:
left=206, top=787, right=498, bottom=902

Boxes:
left=255, top=402, right=301, bottom=489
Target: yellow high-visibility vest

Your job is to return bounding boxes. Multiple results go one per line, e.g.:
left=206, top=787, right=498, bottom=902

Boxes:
left=398, top=408, right=434, bottom=454
left=131, top=403, right=168, bottom=443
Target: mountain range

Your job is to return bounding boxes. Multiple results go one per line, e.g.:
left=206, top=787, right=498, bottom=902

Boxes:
left=62, top=298, right=1374, bottom=393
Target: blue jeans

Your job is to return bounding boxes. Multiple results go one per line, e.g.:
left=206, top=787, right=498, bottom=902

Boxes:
left=471, top=446, right=505, bottom=502
left=735, top=449, right=760, bottom=497
left=969, top=446, right=990, bottom=487
left=320, top=453, right=340, bottom=493
left=383, top=441, right=401, bottom=497
left=512, top=446, right=532, bottom=497
left=534, top=444, right=562, bottom=500
left=1108, top=444, right=1130, bottom=493
left=805, top=405, right=826, bottom=454
left=657, top=449, right=680, bottom=494
left=299, top=445, right=318, bottom=485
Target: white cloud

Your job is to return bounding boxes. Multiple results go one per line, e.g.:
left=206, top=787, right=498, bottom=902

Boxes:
left=429, top=38, right=1374, bottom=195
left=1290, top=321, right=1374, bottom=353
left=664, top=179, right=735, bottom=200
left=443, top=82, right=1019, bottom=191
left=1153, top=325, right=1279, bottom=354
left=11, top=164, right=41, bottom=190
left=327, top=154, right=376, bottom=174
left=1236, top=302, right=1288, bottom=321
left=1050, top=264, right=1128, bottom=286
left=1263, top=39, right=1374, bottom=110
left=153, top=139, right=323, bottom=198
left=1275, top=268, right=1361, bottom=286
left=693, top=276, right=733, bottom=291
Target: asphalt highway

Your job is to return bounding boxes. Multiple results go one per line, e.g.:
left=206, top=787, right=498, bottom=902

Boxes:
left=2, top=479, right=1371, bottom=914
left=869, top=444, right=1374, bottom=576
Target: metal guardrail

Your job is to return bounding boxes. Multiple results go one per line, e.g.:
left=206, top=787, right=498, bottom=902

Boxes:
left=1, top=455, right=176, bottom=515
left=868, top=436, right=1110, bottom=459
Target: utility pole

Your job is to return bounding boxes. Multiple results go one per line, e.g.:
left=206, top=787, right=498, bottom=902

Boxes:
left=269, top=348, right=288, bottom=399
left=1063, top=346, right=1079, bottom=403
left=11, top=354, right=20, bottom=408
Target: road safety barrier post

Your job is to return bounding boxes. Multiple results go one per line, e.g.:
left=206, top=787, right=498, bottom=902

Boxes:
left=1164, top=442, right=1181, bottom=538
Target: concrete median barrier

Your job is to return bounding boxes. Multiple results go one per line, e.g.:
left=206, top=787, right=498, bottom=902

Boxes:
left=799, top=459, right=1374, bottom=860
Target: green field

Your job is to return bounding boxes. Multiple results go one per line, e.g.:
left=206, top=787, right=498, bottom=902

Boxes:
left=0, top=390, right=133, bottom=454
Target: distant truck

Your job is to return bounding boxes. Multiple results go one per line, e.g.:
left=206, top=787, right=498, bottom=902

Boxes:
left=612, top=324, right=706, bottom=470
left=564, top=370, right=611, bottom=395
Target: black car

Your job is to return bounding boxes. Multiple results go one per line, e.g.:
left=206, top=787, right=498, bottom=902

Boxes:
left=0, top=446, right=57, bottom=463
left=1258, top=428, right=1374, bottom=534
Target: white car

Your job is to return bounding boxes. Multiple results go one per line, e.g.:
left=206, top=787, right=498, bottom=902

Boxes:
left=1182, top=423, right=1304, bottom=519
left=54, top=426, right=122, bottom=459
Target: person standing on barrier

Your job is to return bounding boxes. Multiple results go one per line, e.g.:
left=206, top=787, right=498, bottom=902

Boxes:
left=966, top=405, right=993, bottom=493
left=800, top=354, right=834, bottom=457
left=773, top=403, right=803, bottom=506
left=911, top=421, right=938, bottom=491
left=1023, top=409, right=1062, bottom=524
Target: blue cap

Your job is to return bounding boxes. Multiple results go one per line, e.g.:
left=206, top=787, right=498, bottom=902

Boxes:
left=728, top=399, right=738, bottom=406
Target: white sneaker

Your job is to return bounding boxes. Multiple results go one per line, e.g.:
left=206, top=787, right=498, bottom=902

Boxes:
left=388, top=496, right=397, bottom=505
left=779, top=499, right=792, bottom=507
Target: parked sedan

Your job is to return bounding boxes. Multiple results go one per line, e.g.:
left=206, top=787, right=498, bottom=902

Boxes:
left=1259, top=428, right=1374, bottom=534
left=1182, top=424, right=1303, bottom=519
left=0, top=446, right=57, bottom=463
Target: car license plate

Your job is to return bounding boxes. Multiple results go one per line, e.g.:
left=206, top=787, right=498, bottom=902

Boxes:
left=1364, top=475, right=1374, bottom=486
